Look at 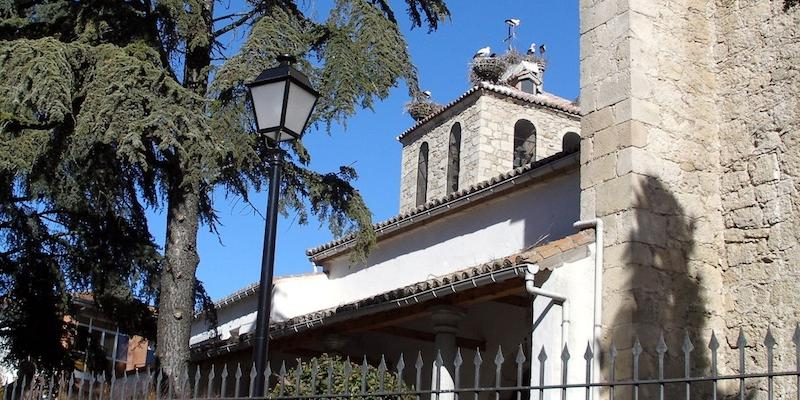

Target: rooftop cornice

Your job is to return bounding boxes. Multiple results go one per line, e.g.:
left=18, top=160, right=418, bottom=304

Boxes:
left=396, top=82, right=580, bottom=142
left=305, top=151, right=580, bottom=262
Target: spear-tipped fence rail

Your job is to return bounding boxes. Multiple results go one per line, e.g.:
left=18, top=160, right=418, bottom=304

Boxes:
left=6, top=325, right=800, bottom=400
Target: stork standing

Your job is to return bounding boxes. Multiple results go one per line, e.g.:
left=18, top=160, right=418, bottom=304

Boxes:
left=474, top=46, right=492, bottom=58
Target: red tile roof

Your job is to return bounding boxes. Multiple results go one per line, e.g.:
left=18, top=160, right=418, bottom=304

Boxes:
left=191, top=229, right=595, bottom=358
left=396, top=82, right=580, bottom=142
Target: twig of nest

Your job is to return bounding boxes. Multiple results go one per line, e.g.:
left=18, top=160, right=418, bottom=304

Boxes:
left=470, top=57, right=508, bottom=84
left=405, top=101, right=444, bottom=121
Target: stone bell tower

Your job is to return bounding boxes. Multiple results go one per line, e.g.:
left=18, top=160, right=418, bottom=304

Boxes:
left=579, top=0, right=800, bottom=386
left=396, top=79, right=580, bottom=214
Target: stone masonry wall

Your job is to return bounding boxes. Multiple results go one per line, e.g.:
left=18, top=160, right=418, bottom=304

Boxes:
left=477, top=93, right=580, bottom=181
left=579, top=0, right=729, bottom=390
left=715, top=0, right=800, bottom=387
left=581, top=0, right=800, bottom=393
left=399, top=94, right=481, bottom=213
left=399, top=91, right=580, bottom=213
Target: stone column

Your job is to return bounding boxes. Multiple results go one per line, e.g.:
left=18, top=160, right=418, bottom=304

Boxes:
left=430, top=306, right=465, bottom=400
left=579, top=0, right=728, bottom=389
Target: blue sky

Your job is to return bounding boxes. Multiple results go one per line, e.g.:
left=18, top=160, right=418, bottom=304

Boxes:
left=148, top=1, right=579, bottom=300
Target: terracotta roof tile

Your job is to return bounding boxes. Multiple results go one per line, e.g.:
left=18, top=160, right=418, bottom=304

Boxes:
left=190, top=229, right=596, bottom=357
left=396, top=82, right=580, bottom=142
left=275, top=230, right=594, bottom=334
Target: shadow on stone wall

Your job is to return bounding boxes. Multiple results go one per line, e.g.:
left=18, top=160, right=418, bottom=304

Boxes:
left=605, top=176, right=715, bottom=399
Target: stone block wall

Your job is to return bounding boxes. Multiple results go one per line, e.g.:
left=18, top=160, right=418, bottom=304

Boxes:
left=579, top=0, right=728, bottom=388
left=579, top=0, right=800, bottom=393
left=478, top=93, right=580, bottom=180
left=715, top=0, right=800, bottom=386
left=399, top=91, right=580, bottom=213
left=399, top=94, right=482, bottom=212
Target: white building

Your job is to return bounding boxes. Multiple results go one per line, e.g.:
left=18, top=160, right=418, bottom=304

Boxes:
left=189, top=55, right=600, bottom=396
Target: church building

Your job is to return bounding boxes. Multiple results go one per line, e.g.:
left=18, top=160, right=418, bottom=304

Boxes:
left=189, top=0, right=800, bottom=394
left=189, top=50, right=598, bottom=392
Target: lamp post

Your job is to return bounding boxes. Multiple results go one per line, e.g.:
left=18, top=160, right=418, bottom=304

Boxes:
left=247, top=54, right=319, bottom=398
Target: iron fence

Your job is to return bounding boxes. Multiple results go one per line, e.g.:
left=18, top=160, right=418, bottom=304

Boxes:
left=5, top=325, right=800, bottom=400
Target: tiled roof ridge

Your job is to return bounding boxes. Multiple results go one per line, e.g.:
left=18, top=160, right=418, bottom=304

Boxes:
left=396, top=82, right=580, bottom=142
left=276, top=229, right=595, bottom=333
left=305, top=150, right=579, bottom=259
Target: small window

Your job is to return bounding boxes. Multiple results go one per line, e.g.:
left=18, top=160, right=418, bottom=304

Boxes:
left=513, top=120, right=537, bottom=167
left=520, top=78, right=535, bottom=94
left=562, top=132, right=581, bottom=153
left=416, top=142, right=429, bottom=206
left=446, top=124, right=461, bottom=194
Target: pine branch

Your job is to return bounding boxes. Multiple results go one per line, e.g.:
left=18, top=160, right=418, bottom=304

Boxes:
left=213, top=12, right=250, bottom=22
left=213, top=9, right=259, bottom=37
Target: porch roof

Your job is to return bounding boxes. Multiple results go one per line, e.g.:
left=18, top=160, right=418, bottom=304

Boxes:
left=190, top=228, right=594, bottom=359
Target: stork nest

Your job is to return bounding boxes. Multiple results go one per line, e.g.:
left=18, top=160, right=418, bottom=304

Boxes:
left=470, top=57, right=508, bottom=83
left=405, top=101, right=444, bottom=121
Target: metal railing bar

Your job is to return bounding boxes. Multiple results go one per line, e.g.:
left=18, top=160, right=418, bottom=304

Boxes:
left=18, top=370, right=800, bottom=400
left=141, top=371, right=800, bottom=400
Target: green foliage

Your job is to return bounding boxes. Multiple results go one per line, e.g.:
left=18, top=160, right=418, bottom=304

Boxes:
left=0, top=0, right=450, bottom=373
left=270, top=354, right=412, bottom=400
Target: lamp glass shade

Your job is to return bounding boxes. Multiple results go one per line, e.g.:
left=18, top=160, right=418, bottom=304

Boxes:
left=284, top=81, right=318, bottom=135
left=249, top=81, right=287, bottom=141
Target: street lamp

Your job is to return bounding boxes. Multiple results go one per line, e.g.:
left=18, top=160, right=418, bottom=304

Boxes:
left=247, top=54, right=319, bottom=398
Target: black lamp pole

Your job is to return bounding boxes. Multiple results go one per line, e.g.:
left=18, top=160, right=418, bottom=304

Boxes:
left=252, top=149, right=283, bottom=397
left=246, top=54, right=319, bottom=398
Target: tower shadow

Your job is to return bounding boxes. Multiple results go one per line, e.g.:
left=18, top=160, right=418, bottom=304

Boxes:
left=605, top=176, right=712, bottom=399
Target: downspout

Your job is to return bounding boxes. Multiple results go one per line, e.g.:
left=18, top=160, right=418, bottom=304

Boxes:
left=573, top=218, right=604, bottom=398
left=522, top=264, right=569, bottom=388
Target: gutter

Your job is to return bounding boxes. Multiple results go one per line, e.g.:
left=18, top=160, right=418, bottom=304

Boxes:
left=309, top=153, right=580, bottom=262
left=520, top=263, right=571, bottom=392
left=271, top=264, right=528, bottom=337
left=195, top=264, right=530, bottom=360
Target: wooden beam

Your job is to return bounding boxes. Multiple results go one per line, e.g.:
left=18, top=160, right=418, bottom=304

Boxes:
left=493, top=295, right=530, bottom=308
left=375, top=326, right=486, bottom=350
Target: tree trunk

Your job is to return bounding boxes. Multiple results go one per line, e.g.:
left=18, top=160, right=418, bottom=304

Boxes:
left=156, top=181, right=200, bottom=392
left=156, top=0, right=214, bottom=393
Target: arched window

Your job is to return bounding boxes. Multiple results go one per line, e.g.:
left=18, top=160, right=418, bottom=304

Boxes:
left=446, top=123, right=461, bottom=194
left=416, top=142, right=429, bottom=206
left=513, top=119, right=537, bottom=167
left=562, top=131, right=581, bottom=153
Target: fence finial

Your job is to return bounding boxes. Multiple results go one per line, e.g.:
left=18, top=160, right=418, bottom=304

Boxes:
left=538, top=346, right=547, bottom=363
left=474, top=348, right=483, bottom=366
left=397, top=353, right=406, bottom=374
left=632, top=337, right=643, bottom=357
left=682, top=331, right=694, bottom=353
left=455, top=348, right=464, bottom=368
left=583, top=341, right=593, bottom=361
left=494, top=345, right=505, bottom=366
left=516, top=344, right=526, bottom=364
